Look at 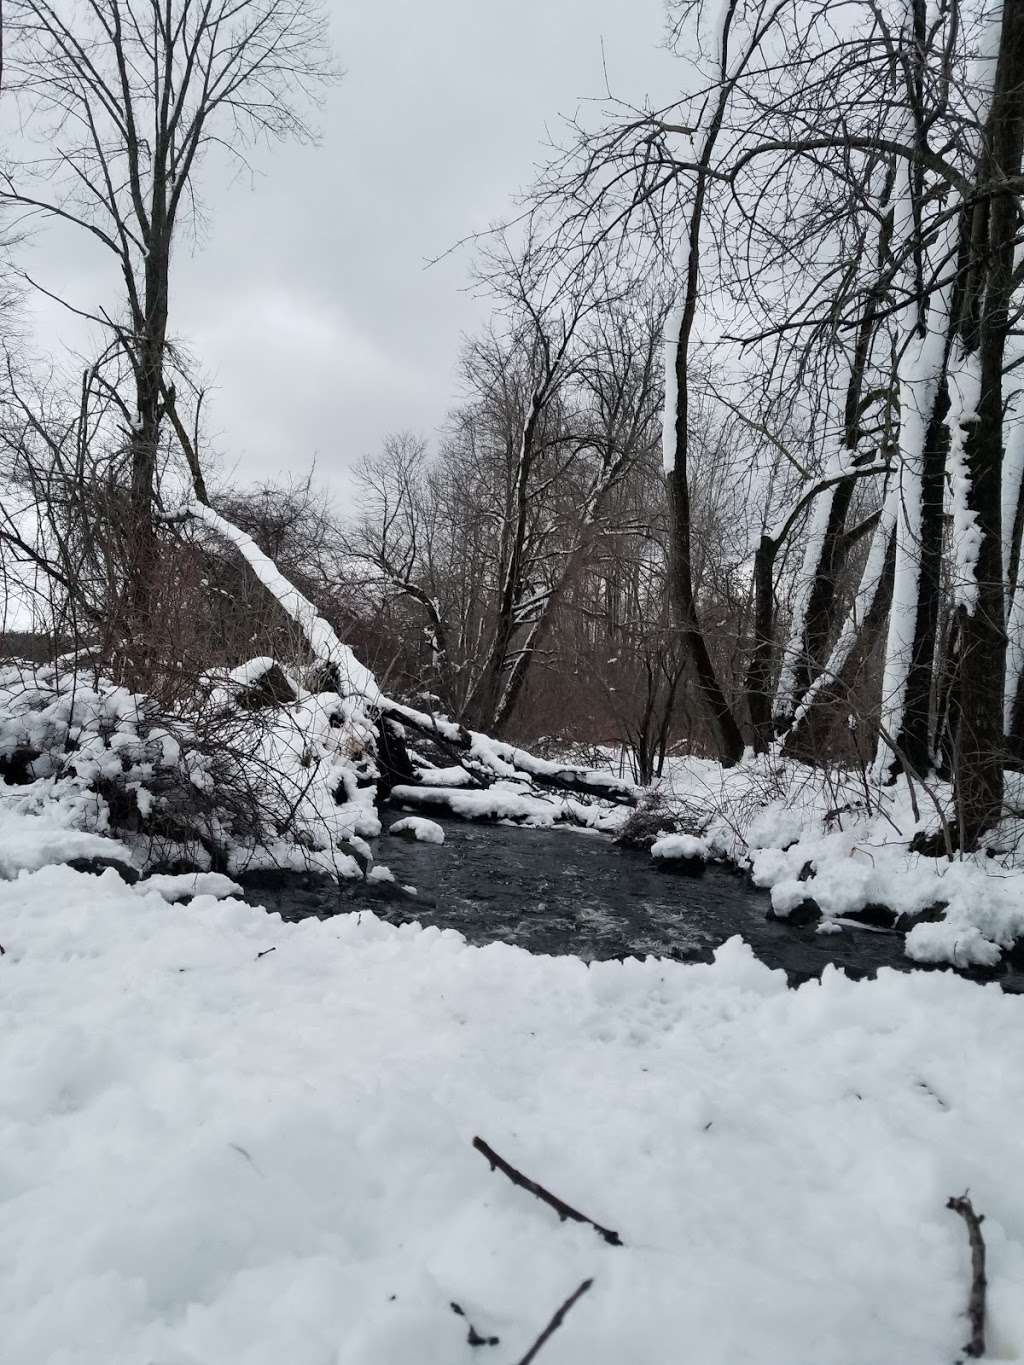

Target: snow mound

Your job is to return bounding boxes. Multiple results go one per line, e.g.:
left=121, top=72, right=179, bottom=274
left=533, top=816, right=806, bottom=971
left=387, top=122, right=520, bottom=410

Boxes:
left=651, top=832, right=708, bottom=862
left=389, top=816, right=445, bottom=844
left=134, top=872, right=244, bottom=903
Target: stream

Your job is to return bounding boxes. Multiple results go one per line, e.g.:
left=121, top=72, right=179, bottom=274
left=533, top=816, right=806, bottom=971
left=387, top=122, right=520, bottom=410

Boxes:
left=243, top=814, right=1024, bottom=992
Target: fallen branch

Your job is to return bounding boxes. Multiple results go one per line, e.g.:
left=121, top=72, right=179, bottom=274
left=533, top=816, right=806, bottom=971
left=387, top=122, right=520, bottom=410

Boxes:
left=514, top=1278, right=593, bottom=1365
left=473, top=1136, right=623, bottom=1246
left=947, top=1193, right=987, bottom=1359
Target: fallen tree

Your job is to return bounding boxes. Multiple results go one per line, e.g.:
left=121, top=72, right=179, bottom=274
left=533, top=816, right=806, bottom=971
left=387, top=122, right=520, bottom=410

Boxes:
left=168, top=501, right=640, bottom=813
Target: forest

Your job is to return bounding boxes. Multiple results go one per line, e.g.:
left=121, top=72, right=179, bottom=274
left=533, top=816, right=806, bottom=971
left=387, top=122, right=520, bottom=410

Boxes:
left=0, top=1, right=1023, bottom=1362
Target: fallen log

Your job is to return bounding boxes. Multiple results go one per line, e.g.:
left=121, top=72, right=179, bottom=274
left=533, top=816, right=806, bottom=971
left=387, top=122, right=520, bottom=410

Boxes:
left=388, top=783, right=565, bottom=826
left=382, top=700, right=639, bottom=807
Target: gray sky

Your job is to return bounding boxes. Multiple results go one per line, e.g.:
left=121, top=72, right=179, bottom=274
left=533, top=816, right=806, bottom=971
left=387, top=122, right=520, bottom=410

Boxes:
left=24, top=0, right=682, bottom=496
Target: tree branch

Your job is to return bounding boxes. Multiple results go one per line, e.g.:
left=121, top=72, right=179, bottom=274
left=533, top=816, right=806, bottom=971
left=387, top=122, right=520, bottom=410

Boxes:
left=472, top=1136, right=623, bottom=1247
left=947, top=1194, right=987, bottom=1360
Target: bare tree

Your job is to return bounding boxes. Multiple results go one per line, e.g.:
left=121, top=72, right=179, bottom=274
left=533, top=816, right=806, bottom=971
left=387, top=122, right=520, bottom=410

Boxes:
left=1, top=0, right=332, bottom=657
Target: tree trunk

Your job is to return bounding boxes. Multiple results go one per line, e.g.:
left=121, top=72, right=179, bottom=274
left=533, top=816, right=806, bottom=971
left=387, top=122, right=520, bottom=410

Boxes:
left=666, top=447, right=745, bottom=765
left=464, top=391, right=544, bottom=732
left=127, top=228, right=171, bottom=661
left=745, top=533, right=776, bottom=753
left=949, top=0, right=1024, bottom=844
left=883, top=379, right=951, bottom=775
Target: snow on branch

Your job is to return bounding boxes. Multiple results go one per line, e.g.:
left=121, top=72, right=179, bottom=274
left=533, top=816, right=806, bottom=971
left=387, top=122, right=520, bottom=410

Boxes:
left=946, top=346, right=984, bottom=615
left=175, top=501, right=382, bottom=705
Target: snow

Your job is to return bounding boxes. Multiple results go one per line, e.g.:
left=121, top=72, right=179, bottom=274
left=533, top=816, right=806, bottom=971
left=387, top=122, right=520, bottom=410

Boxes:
left=1, top=863, right=1023, bottom=1364
left=181, top=502, right=381, bottom=707
left=0, top=660, right=383, bottom=883
left=410, top=764, right=475, bottom=788
left=945, top=344, right=984, bottom=615
left=134, top=872, right=244, bottom=903
left=650, top=832, right=708, bottom=861
left=226, top=656, right=280, bottom=688
left=0, top=803, right=135, bottom=880
left=389, top=816, right=445, bottom=844
left=391, top=782, right=565, bottom=826
left=387, top=701, right=639, bottom=802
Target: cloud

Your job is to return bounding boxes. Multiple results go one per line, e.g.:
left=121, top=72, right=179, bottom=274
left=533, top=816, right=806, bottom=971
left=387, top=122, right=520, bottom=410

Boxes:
left=19, top=0, right=680, bottom=494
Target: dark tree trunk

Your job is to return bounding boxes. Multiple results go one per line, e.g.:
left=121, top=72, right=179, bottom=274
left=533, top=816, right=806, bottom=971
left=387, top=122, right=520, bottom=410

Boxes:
left=782, top=478, right=858, bottom=721
left=127, top=226, right=171, bottom=662
left=661, top=0, right=746, bottom=768
left=949, top=0, right=1024, bottom=844
left=745, top=533, right=776, bottom=753
left=667, top=449, right=745, bottom=766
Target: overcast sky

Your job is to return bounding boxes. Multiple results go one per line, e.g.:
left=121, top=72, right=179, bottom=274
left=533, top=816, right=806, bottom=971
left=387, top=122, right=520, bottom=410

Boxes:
left=23, top=0, right=682, bottom=497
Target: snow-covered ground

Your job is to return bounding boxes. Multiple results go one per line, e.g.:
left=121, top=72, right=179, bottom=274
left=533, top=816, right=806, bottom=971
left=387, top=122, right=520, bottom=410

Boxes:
left=2, top=859, right=1023, bottom=1364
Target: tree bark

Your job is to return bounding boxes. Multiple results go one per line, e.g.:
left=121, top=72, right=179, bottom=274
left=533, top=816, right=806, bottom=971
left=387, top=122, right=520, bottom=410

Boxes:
left=949, top=0, right=1024, bottom=844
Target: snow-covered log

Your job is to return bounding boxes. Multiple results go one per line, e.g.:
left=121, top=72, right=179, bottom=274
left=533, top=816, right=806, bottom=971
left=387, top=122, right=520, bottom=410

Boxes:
left=384, top=699, right=640, bottom=806
left=178, top=501, right=381, bottom=708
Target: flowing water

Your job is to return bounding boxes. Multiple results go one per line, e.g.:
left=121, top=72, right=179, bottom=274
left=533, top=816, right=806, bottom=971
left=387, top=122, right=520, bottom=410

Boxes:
left=240, top=813, right=1024, bottom=991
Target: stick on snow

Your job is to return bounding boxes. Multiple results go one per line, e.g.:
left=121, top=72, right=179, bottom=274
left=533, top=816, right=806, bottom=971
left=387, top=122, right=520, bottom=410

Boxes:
left=513, top=1278, right=593, bottom=1365
left=449, top=1301, right=499, bottom=1348
left=472, top=1136, right=622, bottom=1246
left=947, top=1194, right=987, bottom=1359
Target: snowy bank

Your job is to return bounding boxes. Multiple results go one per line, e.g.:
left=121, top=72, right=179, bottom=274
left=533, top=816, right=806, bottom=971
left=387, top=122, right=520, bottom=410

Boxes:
left=1, top=863, right=1023, bottom=1364
left=650, top=753, right=1024, bottom=969
left=0, top=661, right=383, bottom=882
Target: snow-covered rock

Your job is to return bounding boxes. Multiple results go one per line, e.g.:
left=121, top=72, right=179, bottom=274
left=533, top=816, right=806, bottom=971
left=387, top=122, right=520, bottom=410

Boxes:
left=389, top=816, right=445, bottom=844
left=651, top=832, right=708, bottom=863
left=134, top=872, right=244, bottom=903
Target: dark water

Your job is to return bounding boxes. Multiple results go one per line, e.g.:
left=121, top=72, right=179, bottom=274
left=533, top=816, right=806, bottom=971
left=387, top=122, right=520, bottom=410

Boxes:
left=244, top=814, right=1024, bottom=991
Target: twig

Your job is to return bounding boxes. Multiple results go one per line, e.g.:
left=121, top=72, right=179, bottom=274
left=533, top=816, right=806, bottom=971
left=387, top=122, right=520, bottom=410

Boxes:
left=514, top=1278, right=593, bottom=1365
left=472, top=1136, right=623, bottom=1246
left=947, top=1194, right=987, bottom=1359
left=450, top=1301, right=500, bottom=1348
